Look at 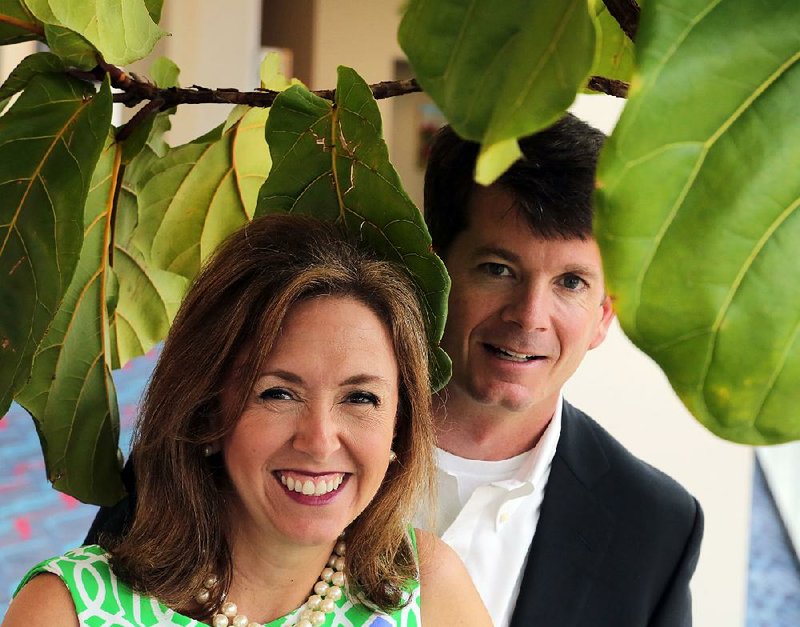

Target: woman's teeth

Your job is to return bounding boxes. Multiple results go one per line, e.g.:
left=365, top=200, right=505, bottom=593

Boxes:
left=280, top=473, right=345, bottom=496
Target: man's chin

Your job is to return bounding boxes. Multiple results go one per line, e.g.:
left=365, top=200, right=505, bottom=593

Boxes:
left=467, top=380, right=539, bottom=413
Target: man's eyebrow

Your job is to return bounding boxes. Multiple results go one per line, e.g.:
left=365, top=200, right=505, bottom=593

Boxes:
left=472, top=245, right=521, bottom=264
left=563, top=264, right=602, bottom=279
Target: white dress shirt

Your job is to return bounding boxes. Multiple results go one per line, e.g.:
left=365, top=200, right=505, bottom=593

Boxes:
left=431, top=399, right=563, bottom=627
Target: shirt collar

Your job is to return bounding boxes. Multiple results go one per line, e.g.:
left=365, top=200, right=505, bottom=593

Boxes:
left=513, top=391, right=563, bottom=487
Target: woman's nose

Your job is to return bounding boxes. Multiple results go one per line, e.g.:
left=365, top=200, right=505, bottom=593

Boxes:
left=292, top=406, right=341, bottom=460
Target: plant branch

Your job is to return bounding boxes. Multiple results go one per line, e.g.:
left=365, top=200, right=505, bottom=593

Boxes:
left=88, top=60, right=628, bottom=109
left=0, top=13, right=45, bottom=36
left=602, top=0, right=640, bottom=41
left=67, top=56, right=631, bottom=124
left=115, top=97, right=164, bottom=144
left=588, top=75, right=629, bottom=98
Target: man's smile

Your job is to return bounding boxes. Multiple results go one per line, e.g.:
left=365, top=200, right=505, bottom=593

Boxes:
left=483, top=343, right=548, bottom=363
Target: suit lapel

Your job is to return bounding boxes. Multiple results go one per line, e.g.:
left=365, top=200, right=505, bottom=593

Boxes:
left=510, top=402, right=614, bottom=627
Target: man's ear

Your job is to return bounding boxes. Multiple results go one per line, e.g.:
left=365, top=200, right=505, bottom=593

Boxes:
left=589, top=294, right=615, bottom=350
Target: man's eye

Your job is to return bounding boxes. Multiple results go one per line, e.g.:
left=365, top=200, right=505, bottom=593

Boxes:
left=479, top=262, right=512, bottom=277
left=346, top=391, right=380, bottom=406
left=560, top=274, right=587, bottom=290
left=258, top=387, right=292, bottom=401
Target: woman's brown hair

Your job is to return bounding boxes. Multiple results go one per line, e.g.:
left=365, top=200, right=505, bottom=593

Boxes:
left=109, top=214, right=436, bottom=615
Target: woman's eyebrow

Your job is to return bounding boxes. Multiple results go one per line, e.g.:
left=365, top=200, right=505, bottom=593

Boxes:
left=340, top=374, right=390, bottom=386
left=258, top=370, right=304, bottom=384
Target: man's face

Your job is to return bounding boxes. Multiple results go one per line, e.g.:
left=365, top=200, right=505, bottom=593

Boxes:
left=440, top=185, right=614, bottom=417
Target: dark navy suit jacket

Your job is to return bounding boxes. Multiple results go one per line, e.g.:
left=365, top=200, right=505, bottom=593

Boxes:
left=509, top=401, right=703, bottom=627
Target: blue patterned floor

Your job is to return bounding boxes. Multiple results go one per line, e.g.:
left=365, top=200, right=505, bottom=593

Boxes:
left=1, top=350, right=800, bottom=624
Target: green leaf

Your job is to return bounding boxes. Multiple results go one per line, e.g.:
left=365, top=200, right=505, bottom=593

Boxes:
left=595, top=0, right=800, bottom=444
left=0, top=51, right=64, bottom=101
left=0, top=74, right=112, bottom=416
left=0, top=0, right=41, bottom=44
left=15, top=134, right=124, bottom=505
left=398, top=0, right=596, bottom=184
left=43, top=23, right=98, bottom=70
left=23, top=0, right=99, bottom=70
left=21, top=0, right=57, bottom=24
left=143, top=0, right=162, bottom=23
left=255, top=66, right=451, bottom=391
left=475, top=137, right=522, bottom=186
left=134, top=106, right=271, bottom=280
left=149, top=55, right=179, bottom=88
left=25, top=0, right=165, bottom=65
left=588, top=2, right=634, bottom=85
left=259, top=50, right=297, bottom=91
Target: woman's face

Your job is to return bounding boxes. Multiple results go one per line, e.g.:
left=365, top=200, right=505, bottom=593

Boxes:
left=222, top=295, right=399, bottom=548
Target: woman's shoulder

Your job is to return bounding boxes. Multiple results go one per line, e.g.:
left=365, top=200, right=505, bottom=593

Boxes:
left=16, top=544, right=110, bottom=592
left=5, top=570, right=79, bottom=627
left=5, top=545, right=109, bottom=627
left=414, top=529, right=493, bottom=626
left=413, top=528, right=465, bottom=582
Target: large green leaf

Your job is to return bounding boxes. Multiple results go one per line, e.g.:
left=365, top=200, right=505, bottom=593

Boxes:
left=0, top=74, right=112, bottom=416
left=595, top=0, right=800, bottom=444
left=16, top=134, right=124, bottom=505
left=255, top=66, right=451, bottom=391
left=134, top=106, right=271, bottom=280
left=0, top=0, right=41, bottom=44
left=398, top=0, right=595, bottom=184
left=25, top=0, right=164, bottom=65
left=43, top=23, right=98, bottom=70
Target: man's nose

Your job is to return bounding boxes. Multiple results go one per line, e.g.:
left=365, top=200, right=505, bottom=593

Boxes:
left=500, top=282, right=551, bottom=331
left=292, top=405, right=341, bottom=460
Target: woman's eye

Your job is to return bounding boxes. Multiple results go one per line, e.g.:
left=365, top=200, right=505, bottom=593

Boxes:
left=560, top=274, right=587, bottom=290
left=258, top=387, right=292, bottom=401
left=479, top=262, right=512, bottom=277
left=346, top=391, right=380, bottom=406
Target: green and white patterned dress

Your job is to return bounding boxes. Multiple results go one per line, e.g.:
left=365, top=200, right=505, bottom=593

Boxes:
left=15, top=542, right=421, bottom=626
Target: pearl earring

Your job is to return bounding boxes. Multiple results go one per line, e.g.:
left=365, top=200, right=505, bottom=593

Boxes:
left=203, top=444, right=217, bottom=457
left=389, top=450, right=397, bottom=462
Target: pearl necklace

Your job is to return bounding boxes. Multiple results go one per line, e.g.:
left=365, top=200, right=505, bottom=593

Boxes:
left=196, top=540, right=347, bottom=627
